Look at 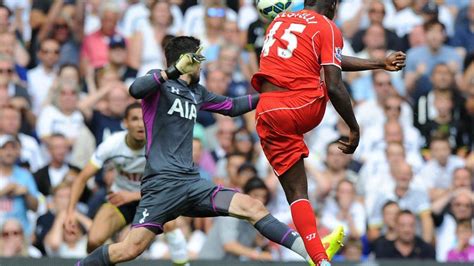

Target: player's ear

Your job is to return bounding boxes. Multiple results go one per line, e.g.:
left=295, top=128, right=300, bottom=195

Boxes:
left=122, top=116, right=129, bottom=129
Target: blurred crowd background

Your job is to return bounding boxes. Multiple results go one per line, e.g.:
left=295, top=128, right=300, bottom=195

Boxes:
left=0, top=0, right=473, bottom=263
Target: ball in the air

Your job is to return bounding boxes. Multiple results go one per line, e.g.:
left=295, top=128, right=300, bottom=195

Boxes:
left=256, top=0, right=293, bottom=20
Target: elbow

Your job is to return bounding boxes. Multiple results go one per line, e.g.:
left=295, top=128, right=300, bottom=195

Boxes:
left=128, top=83, right=140, bottom=99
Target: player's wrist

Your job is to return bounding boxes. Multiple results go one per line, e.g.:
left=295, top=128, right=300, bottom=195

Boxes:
left=165, top=64, right=182, bottom=80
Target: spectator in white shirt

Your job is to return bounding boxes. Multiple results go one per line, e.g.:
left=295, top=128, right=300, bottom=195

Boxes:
left=121, top=0, right=183, bottom=38
left=0, top=218, right=41, bottom=258
left=0, top=105, right=44, bottom=172
left=369, top=161, right=434, bottom=243
left=433, top=190, right=474, bottom=262
left=355, top=70, right=413, bottom=132
left=36, top=81, right=84, bottom=147
left=419, top=133, right=465, bottom=201
left=27, top=38, right=60, bottom=116
left=182, top=0, right=237, bottom=38
left=384, top=0, right=422, bottom=38
left=44, top=208, right=91, bottom=258
left=356, top=118, right=423, bottom=168
left=321, top=180, right=366, bottom=240
left=308, top=139, right=361, bottom=202
left=128, top=0, right=173, bottom=77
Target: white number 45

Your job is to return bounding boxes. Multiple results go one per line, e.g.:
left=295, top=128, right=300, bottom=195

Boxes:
left=262, top=22, right=306, bottom=59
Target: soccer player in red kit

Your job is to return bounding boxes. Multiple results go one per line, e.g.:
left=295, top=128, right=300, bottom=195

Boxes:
left=251, top=1, right=405, bottom=265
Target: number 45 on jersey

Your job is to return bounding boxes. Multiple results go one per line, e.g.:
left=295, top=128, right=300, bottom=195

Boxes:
left=262, top=22, right=307, bottom=59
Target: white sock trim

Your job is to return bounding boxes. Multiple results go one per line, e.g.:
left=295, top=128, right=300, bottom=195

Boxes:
left=290, top=198, right=310, bottom=206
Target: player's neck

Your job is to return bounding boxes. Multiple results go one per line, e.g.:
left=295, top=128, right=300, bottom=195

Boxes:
left=125, top=134, right=145, bottom=150
left=179, top=74, right=191, bottom=85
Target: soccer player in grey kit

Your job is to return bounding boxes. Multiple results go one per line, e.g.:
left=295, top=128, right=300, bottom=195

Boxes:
left=77, top=36, right=325, bottom=265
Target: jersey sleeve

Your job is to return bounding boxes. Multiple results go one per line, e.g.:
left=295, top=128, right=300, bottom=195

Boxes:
left=129, top=69, right=163, bottom=99
left=199, top=85, right=258, bottom=117
left=90, top=137, right=114, bottom=169
left=318, top=19, right=344, bottom=69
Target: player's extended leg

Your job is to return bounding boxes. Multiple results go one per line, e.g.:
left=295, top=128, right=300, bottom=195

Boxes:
left=163, top=219, right=189, bottom=266
left=77, top=227, right=156, bottom=265
left=278, top=158, right=337, bottom=265
left=87, top=203, right=127, bottom=253
left=226, top=192, right=311, bottom=263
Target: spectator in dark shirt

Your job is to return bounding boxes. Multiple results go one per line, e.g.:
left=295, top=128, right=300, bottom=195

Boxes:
left=451, top=2, right=474, bottom=54
left=95, top=36, right=137, bottom=84
left=369, top=200, right=400, bottom=243
left=34, top=181, right=71, bottom=255
left=374, top=210, right=436, bottom=260
left=351, top=0, right=403, bottom=53
left=414, top=63, right=466, bottom=131
left=78, top=82, right=130, bottom=145
left=33, top=133, right=90, bottom=202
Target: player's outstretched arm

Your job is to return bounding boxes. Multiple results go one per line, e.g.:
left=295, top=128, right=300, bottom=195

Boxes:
left=64, top=162, right=98, bottom=233
left=341, top=51, right=406, bottom=72
left=200, top=90, right=259, bottom=117
left=323, top=65, right=360, bottom=154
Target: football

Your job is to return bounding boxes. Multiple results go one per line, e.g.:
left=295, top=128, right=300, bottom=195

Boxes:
left=256, top=0, right=293, bottom=20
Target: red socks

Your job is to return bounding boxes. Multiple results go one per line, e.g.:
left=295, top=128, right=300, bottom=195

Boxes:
left=290, top=199, right=328, bottom=263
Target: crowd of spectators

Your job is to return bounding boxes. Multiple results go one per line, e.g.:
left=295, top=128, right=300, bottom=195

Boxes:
left=0, top=0, right=473, bottom=263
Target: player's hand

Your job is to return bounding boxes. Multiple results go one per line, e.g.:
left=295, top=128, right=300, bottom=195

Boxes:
left=64, top=211, right=77, bottom=234
left=338, top=130, right=359, bottom=154
left=107, top=191, right=136, bottom=207
left=165, top=46, right=206, bottom=80
left=1, top=183, right=27, bottom=197
left=384, top=51, right=406, bottom=72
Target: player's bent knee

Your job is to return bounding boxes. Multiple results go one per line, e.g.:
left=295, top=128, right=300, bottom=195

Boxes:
left=87, top=235, right=105, bottom=253
left=163, top=220, right=176, bottom=232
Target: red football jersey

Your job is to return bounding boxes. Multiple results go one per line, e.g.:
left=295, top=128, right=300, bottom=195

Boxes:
left=251, top=10, right=344, bottom=93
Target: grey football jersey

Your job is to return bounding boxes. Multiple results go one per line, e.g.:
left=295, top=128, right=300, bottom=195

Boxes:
left=129, top=71, right=259, bottom=180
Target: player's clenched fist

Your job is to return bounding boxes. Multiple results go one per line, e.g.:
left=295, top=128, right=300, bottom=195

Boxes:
left=165, top=46, right=206, bottom=80
left=338, top=130, right=360, bottom=154
left=384, top=51, right=406, bottom=72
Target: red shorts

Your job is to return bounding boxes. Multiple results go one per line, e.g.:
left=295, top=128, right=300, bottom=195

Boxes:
left=255, top=90, right=327, bottom=176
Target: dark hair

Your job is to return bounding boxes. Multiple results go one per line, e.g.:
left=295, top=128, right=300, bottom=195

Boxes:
left=397, top=209, right=415, bottom=220
left=237, top=162, right=257, bottom=176
left=124, top=102, right=142, bottom=118
left=382, top=200, right=399, bottom=212
left=0, top=4, right=12, bottom=17
left=431, top=62, right=449, bottom=73
left=50, top=133, right=67, bottom=139
left=423, top=19, right=445, bottom=32
left=164, top=36, right=200, bottom=67
left=429, top=131, right=450, bottom=145
left=225, top=152, right=247, bottom=160
left=306, top=0, right=338, bottom=8
left=243, top=177, right=270, bottom=205
left=59, top=63, right=80, bottom=75
left=456, top=219, right=472, bottom=230
left=40, top=38, right=60, bottom=49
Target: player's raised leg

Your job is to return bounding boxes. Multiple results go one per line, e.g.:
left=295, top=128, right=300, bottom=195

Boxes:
left=279, top=158, right=329, bottom=264
left=77, top=226, right=156, bottom=265
left=86, top=203, right=127, bottom=253
left=226, top=191, right=312, bottom=263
